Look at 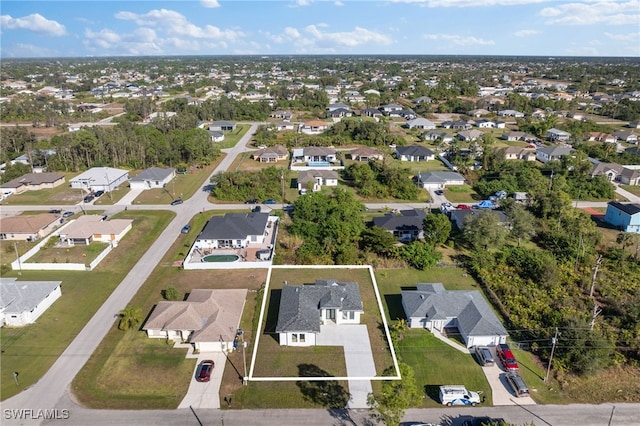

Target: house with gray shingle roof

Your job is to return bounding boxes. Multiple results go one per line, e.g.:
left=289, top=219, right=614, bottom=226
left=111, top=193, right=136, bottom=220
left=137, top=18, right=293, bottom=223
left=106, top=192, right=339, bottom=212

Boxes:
left=372, top=209, right=426, bottom=242
left=276, top=279, right=364, bottom=346
left=142, top=288, right=248, bottom=352
left=414, top=171, right=465, bottom=189
left=0, top=277, right=62, bottom=327
left=297, top=169, right=338, bottom=193
left=129, top=167, right=175, bottom=190
left=401, top=283, right=508, bottom=348
left=195, top=212, right=270, bottom=249
left=395, top=145, right=435, bottom=162
left=536, top=145, right=574, bottom=163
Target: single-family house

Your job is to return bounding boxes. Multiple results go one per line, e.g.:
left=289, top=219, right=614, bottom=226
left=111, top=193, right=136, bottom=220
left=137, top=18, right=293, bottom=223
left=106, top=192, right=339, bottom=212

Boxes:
left=209, top=120, right=236, bottom=131
left=297, top=170, right=339, bottom=193
left=300, top=120, right=331, bottom=134
left=327, top=102, right=350, bottom=112
left=497, top=109, right=525, bottom=118
left=129, top=167, right=175, bottom=190
left=208, top=130, right=225, bottom=142
left=292, top=146, right=337, bottom=163
left=275, top=279, right=363, bottom=347
left=0, top=277, right=62, bottom=327
left=585, top=132, right=617, bottom=144
left=499, top=146, right=536, bottom=161
left=272, top=121, right=296, bottom=131
left=379, top=104, right=403, bottom=115
left=620, top=167, right=640, bottom=185
left=271, top=110, right=293, bottom=121
left=422, top=130, right=454, bottom=144
left=590, top=162, right=623, bottom=181
left=442, top=120, right=472, bottom=130
left=0, top=213, right=61, bottom=241
left=144, top=111, right=176, bottom=123
left=58, top=215, right=133, bottom=246
left=500, top=131, right=536, bottom=142
left=372, top=209, right=426, bottom=242
left=143, top=288, right=248, bottom=352
left=69, top=167, right=129, bottom=193
left=360, top=108, right=383, bottom=119
left=547, top=128, right=572, bottom=142
left=604, top=202, right=640, bottom=233
left=327, top=108, right=353, bottom=119
left=413, top=96, right=432, bottom=104
left=253, top=145, right=289, bottom=163
left=457, top=130, right=483, bottom=142
left=395, top=145, right=435, bottom=162
left=350, top=147, right=384, bottom=162
left=406, top=118, right=436, bottom=130
left=474, top=119, right=496, bottom=128
left=467, top=108, right=491, bottom=118
left=414, top=171, right=466, bottom=189
left=613, top=130, right=638, bottom=144
left=536, top=145, right=573, bottom=163
left=401, top=283, right=508, bottom=348
left=449, top=209, right=511, bottom=230
left=194, top=212, right=270, bottom=250
left=0, top=172, right=65, bottom=195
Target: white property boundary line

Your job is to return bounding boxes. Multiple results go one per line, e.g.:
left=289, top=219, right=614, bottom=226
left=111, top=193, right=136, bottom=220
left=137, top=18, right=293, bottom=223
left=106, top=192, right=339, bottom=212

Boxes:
left=247, top=264, right=401, bottom=382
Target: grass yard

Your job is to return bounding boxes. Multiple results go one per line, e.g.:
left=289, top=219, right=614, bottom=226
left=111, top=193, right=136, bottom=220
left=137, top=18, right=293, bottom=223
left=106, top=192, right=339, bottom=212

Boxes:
left=0, top=210, right=174, bottom=401
left=0, top=173, right=82, bottom=206
left=131, top=162, right=222, bottom=205
left=620, top=184, right=640, bottom=197
left=26, top=241, right=109, bottom=264
left=92, top=185, right=129, bottom=205
left=396, top=329, right=492, bottom=407
left=216, top=124, right=250, bottom=150
left=509, top=346, right=570, bottom=405
left=444, top=185, right=480, bottom=203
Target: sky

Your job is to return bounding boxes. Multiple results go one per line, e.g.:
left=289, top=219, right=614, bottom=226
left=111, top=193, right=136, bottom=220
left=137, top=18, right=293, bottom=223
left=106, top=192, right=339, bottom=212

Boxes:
left=1, top=0, right=639, bottom=58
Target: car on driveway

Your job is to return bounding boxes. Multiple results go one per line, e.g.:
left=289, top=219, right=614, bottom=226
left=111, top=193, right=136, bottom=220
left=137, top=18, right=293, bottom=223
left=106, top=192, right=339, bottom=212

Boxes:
left=94, top=190, right=105, bottom=197
left=496, top=343, right=519, bottom=371
left=170, top=198, right=183, bottom=205
left=263, top=199, right=276, bottom=204
left=434, top=189, right=444, bottom=195
left=181, top=224, right=191, bottom=234
left=83, top=194, right=94, bottom=203
left=505, top=372, right=529, bottom=397
left=474, top=346, right=495, bottom=366
left=196, top=360, right=214, bottom=382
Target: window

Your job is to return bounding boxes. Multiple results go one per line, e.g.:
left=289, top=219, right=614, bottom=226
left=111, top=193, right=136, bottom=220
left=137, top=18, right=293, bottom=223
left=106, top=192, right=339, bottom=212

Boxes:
left=291, top=334, right=298, bottom=343
left=299, top=333, right=305, bottom=342
left=342, top=311, right=355, bottom=320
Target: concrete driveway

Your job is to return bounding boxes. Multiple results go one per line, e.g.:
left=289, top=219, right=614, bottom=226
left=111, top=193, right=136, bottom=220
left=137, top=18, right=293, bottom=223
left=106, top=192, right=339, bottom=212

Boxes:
left=479, top=347, right=536, bottom=406
left=178, top=351, right=228, bottom=409
left=316, top=324, right=377, bottom=409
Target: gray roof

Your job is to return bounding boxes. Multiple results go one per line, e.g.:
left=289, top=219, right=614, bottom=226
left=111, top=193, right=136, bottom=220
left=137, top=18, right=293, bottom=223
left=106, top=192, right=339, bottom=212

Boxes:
left=0, top=172, right=64, bottom=189
left=402, top=283, right=508, bottom=338
left=298, top=169, right=338, bottom=185
left=396, top=145, right=434, bottom=157
left=130, top=167, right=174, bottom=182
left=373, top=209, right=426, bottom=232
left=607, top=201, right=640, bottom=216
left=197, top=212, right=269, bottom=240
left=276, top=279, right=363, bottom=333
left=537, top=145, right=573, bottom=156
left=416, top=171, right=465, bottom=184
left=0, top=277, right=62, bottom=315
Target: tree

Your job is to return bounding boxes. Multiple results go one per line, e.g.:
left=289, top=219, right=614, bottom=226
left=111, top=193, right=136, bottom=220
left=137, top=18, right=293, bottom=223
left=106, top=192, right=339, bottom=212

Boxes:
left=507, top=204, right=536, bottom=246
left=361, top=226, right=398, bottom=256
left=162, top=286, right=180, bottom=301
left=616, top=232, right=634, bottom=251
left=464, top=210, right=508, bottom=251
left=395, top=241, right=442, bottom=270
left=118, top=307, right=142, bottom=331
left=367, top=363, right=421, bottom=426
left=422, top=213, right=452, bottom=247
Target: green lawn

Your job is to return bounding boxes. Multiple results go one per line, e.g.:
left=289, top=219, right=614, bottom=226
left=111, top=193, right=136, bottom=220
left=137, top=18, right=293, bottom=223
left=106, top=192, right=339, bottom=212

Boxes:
left=216, top=124, right=250, bottom=149
left=443, top=185, right=480, bottom=203
left=26, top=241, right=109, bottom=264
left=621, top=184, right=640, bottom=197
left=0, top=210, right=174, bottom=401
left=397, top=329, right=492, bottom=407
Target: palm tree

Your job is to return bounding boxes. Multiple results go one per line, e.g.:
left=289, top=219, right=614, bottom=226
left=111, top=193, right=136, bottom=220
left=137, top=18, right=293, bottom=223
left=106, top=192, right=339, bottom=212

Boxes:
left=118, top=307, right=142, bottom=331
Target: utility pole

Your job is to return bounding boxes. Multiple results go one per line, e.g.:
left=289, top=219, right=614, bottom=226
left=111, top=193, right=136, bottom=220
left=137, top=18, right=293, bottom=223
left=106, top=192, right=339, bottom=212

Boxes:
left=281, top=170, right=285, bottom=204
left=544, top=327, right=559, bottom=383
left=589, top=255, right=603, bottom=331
left=13, top=240, right=22, bottom=276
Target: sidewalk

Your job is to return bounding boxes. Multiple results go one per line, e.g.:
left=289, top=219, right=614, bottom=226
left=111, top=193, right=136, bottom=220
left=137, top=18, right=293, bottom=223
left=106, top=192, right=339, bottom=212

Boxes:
left=431, top=329, right=470, bottom=354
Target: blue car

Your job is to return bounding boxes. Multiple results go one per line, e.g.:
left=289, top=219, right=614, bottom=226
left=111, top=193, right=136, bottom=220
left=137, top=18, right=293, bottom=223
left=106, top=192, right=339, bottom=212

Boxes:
left=181, top=224, right=191, bottom=234
left=263, top=199, right=277, bottom=204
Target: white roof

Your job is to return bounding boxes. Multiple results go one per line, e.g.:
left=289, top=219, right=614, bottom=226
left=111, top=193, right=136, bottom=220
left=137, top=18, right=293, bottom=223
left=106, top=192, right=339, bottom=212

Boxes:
left=0, top=277, right=61, bottom=315
left=70, top=167, right=129, bottom=185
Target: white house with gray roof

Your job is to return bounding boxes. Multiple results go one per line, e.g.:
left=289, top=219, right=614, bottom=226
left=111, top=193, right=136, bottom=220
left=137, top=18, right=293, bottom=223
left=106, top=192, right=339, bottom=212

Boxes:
left=414, top=171, right=465, bottom=189
left=70, top=167, right=129, bottom=192
left=129, top=167, right=175, bottom=190
left=194, top=212, right=270, bottom=249
left=401, top=283, right=508, bottom=348
left=0, top=277, right=62, bottom=327
left=276, top=279, right=364, bottom=346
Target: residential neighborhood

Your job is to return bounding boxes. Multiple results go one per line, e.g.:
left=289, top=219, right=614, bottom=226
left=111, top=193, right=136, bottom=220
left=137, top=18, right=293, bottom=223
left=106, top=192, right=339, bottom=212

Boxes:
left=1, top=53, right=640, bottom=426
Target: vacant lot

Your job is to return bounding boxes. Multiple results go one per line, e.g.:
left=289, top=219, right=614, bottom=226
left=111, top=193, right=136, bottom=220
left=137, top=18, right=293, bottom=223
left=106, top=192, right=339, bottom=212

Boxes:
left=0, top=210, right=174, bottom=400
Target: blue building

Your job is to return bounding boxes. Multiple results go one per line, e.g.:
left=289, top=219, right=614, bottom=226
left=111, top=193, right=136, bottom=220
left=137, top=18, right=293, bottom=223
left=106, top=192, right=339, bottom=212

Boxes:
left=604, top=202, right=640, bottom=233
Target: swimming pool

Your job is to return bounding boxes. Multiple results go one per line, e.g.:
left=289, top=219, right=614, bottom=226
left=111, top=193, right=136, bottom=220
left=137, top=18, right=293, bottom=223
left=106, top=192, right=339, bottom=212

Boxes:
left=202, top=254, right=240, bottom=262
left=308, top=161, right=331, bottom=166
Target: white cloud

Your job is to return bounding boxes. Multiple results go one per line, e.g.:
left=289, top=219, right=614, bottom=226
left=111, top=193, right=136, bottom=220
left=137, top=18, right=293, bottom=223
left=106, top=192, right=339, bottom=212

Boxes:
left=423, top=33, right=494, bottom=46
left=604, top=31, right=639, bottom=42
left=513, top=29, right=540, bottom=37
left=540, top=1, right=640, bottom=25
left=0, top=13, right=66, bottom=36
left=389, top=0, right=547, bottom=7
left=290, top=0, right=312, bottom=7
left=200, top=0, right=221, bottom=7
left=2, top=43, right=60, bottom=57
left=334, top=1, right=345, bottom=5
left=263, top=24, right=392, bottom=53
left=114, top=8, right=245, bottom=40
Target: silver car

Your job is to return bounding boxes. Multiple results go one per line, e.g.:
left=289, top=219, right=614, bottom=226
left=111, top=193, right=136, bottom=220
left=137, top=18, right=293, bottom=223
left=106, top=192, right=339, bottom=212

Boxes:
left=475, top=346, right=495, bottom=366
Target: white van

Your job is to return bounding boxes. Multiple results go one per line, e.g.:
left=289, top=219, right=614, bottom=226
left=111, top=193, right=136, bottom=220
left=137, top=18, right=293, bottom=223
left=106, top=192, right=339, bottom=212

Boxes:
left=439, top=385, right=482, bottom=406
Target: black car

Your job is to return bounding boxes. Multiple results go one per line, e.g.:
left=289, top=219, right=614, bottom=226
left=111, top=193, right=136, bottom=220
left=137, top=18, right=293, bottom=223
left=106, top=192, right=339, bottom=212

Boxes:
left=83, top=194, right=94, bottom=203
left=170, top=199, right=183, bottom=206
left=434, top=189, right=444, bottom=195
left=94, top=190, right=105, bottom=197
left=245, top=199, right=258, bottom=204
left=48, top=209, right=62, bottom=214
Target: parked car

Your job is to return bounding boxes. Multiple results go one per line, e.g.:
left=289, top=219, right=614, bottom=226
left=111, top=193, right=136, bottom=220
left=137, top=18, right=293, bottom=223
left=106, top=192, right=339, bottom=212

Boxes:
left=48, top=209, right=62, bottom=214
left=474, top=346, right=495, bottom=367
left=245, top=199, right=258, bottom=204
left=83, top=194, right=94, bottom=203
left=181, top=224, right=191, bottom=234
left=263, top=199, right=277, bottom=204
left=457, top=204, right=472, bottom=210
left=94, top=190, right=105, bottom=197
left=170, top=198, right=183, bottom=205
left=196, top=360, right=214, bottom=382
left=434, top=189, right=444, bottom=195
left=505, top=372, right=529, bottom=397
left=62, top=211, right=74, bottom=218
left=252, top=206, right=261, bottom=213
left=496, top=343, right=519, bottom=371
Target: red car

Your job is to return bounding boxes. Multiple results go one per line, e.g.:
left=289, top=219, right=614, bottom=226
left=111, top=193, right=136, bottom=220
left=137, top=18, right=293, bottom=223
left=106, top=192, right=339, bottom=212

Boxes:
left=496, top=344, right=519, bottom=371
left=457, top=204, right=472, bottom=210
left=196, top=360, right=214, bottom=382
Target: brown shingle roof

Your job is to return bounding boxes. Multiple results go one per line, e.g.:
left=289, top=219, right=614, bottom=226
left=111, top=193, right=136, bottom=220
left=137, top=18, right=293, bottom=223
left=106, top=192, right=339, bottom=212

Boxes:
left=0, top=213, right=59, bottom=234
